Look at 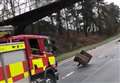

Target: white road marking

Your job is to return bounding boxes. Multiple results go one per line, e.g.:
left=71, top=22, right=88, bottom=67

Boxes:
left=61, top=71, right=75, bottom=79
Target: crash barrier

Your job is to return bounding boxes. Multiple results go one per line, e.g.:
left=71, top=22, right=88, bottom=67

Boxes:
left=73, top=50, right=92, bottom=66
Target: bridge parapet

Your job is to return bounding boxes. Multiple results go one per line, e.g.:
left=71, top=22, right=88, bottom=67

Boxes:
left=0, top=0, right=57, bottom=22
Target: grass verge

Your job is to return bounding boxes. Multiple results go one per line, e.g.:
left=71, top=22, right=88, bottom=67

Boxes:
left=57, top=34, right=120, bottom=62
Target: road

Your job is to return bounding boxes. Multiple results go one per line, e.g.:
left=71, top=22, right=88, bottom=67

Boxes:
left=58, top=38, right=120, bottom=83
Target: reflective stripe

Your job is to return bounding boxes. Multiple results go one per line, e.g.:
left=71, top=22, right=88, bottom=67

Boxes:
left=43, top=66, right=46, bottom=71
left=6, top=61, right=30, bottom=82
left=48, top=56, right=55, bottom=65
left=31, top=69, right=35, bottom=75
left=1, top=58, right=48, bottom=82
left=12, top=74, right=23, bottom=82
left=32, top=58, right=44, bottom=68
left=9, top=62, right=24, bottom=77
left=7, top=78, right=13, bottom=83
left=24, top=72, right=29, bottom=78
left=0, top=80, right=5, bottom=83
left=0, top=42, right=25, bottom=53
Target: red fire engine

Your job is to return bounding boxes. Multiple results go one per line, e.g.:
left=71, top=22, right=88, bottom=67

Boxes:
left=0, top=34, right=58, bottom=83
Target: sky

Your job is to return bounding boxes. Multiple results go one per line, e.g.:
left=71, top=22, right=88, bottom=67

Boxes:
left=105, top=0, right=120, bottom=7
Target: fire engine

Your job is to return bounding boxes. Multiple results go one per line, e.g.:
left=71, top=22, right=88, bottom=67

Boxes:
left=0, top=26, right=58, bottom=83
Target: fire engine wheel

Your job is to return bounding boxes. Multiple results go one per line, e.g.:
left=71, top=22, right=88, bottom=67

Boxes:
left=46, top=74, right=57, bottom=83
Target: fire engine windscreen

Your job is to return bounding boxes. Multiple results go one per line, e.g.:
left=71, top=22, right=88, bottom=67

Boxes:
left=28, top=39, right=40, bottom=54
left=45, top=39, right=57, bottom=54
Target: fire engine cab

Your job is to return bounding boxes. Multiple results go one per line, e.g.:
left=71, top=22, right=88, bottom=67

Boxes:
left=0, top=34, right=58, bottom=83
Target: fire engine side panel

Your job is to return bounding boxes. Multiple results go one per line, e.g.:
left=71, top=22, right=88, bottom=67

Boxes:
left=0, top=42, right=30, bottom=83
left=1, top=51, right=30, bottom=83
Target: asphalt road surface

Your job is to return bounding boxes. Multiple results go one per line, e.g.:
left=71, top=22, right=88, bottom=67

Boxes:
left=58, top=38, right=120, bottom=83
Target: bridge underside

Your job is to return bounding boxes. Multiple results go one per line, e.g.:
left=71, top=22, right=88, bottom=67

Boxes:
left=0, top=0, right=81, bottom=34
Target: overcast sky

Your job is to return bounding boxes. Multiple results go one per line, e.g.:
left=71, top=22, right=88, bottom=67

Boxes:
left=105, top=0, right=120, bottom=6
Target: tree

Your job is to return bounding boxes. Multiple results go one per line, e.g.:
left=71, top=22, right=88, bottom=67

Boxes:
left=102, top=3, right=120, bottom=35
left=81, top=0, right=95, bottom=36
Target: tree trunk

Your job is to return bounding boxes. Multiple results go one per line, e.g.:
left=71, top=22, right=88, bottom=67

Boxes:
left=83, top=21, right=88, bottom=37
left=56, top=11, right=63, bottom=34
